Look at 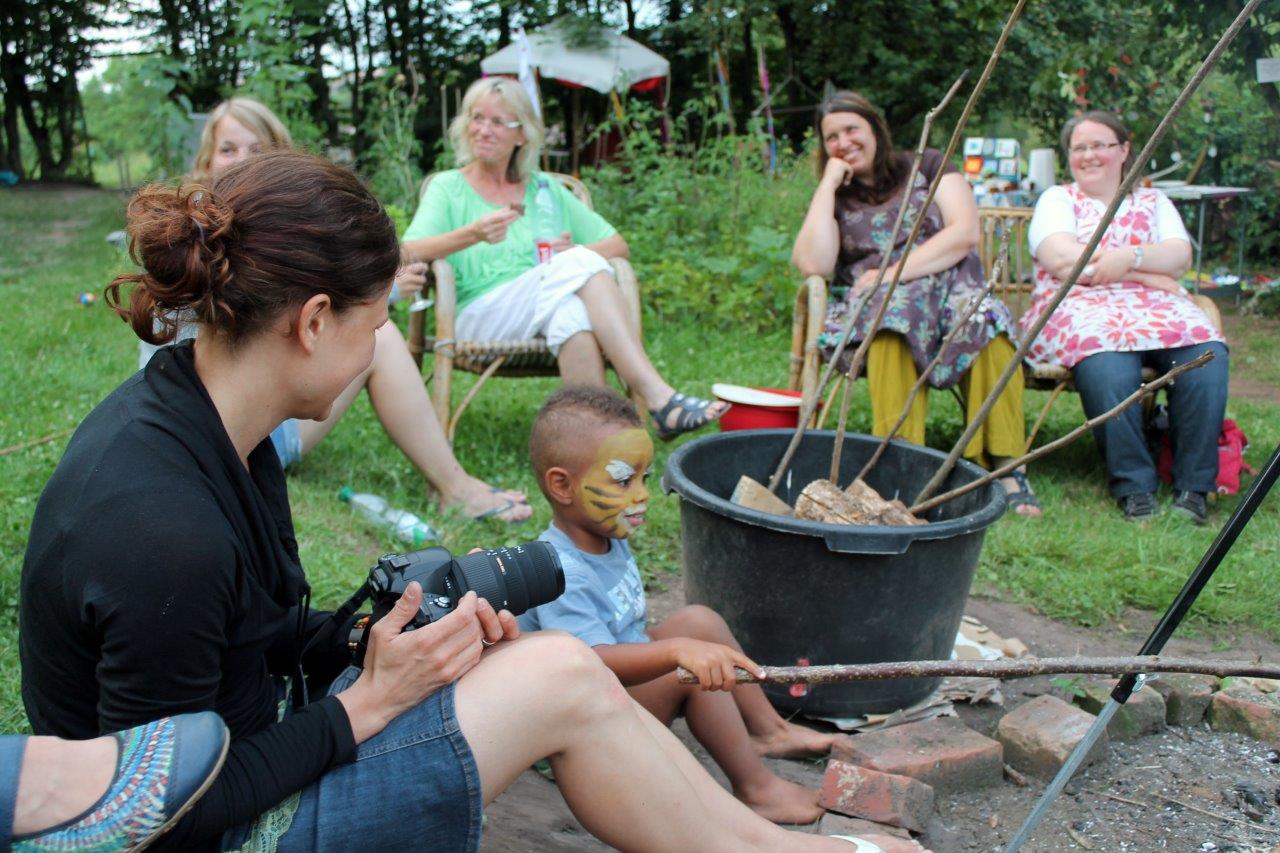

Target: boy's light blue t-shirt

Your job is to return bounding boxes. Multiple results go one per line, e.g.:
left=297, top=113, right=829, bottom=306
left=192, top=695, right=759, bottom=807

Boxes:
left=519, top=524, right=649, bottom=646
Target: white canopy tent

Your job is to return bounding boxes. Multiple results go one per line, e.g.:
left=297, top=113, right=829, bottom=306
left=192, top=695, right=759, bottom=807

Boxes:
left=480, top=18, right=668, bottom=95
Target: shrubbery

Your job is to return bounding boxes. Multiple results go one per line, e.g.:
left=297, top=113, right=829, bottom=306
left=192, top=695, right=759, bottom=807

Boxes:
left=581, top=100, right=815, bottom=333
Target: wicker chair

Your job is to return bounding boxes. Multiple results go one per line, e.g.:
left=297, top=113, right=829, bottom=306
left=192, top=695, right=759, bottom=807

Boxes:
left=405, top=172, right=645, bottom=442
left=788, top=206, right=1224, bottom=448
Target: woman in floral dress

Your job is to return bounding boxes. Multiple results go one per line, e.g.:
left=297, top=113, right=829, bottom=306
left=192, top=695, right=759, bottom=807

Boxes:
left=1024, top=111, right=1226, bottom=523
left=792, top=91, right=1039, bottom=516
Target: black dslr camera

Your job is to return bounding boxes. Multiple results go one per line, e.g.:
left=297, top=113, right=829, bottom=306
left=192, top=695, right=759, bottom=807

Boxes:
left=349, top=542, right=564, bottom=665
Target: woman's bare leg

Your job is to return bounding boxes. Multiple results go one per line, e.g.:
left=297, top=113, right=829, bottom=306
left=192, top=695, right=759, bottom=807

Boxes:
left=295, top=322, right=529, bottom=521
left=557, top=330, right=607, bottom=386
left=454, top=633, right=846, bottom=852
left=574, top=275, right=728, bottom=426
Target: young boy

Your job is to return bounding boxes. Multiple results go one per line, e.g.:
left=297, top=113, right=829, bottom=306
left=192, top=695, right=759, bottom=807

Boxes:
left=522, top=385, right=849, bottom=825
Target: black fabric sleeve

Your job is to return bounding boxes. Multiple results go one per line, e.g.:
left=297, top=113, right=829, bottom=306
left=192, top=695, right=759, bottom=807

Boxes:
left=157, top=697, right=355, bottom=850
left=82, top=509, right=356, bottom=849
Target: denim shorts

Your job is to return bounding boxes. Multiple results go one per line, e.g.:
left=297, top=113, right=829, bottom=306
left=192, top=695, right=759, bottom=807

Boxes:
left=222, top=666, right=483, bottom=852
left=268, top=419, right=303, bottom=469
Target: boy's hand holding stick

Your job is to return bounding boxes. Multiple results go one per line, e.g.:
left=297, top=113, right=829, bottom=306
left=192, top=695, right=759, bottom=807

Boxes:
left=671, top=639, right=766, bottom=692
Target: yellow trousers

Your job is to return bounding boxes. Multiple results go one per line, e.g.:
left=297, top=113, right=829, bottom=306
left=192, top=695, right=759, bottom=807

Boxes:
left=866, top=332, right=1025, bottom=468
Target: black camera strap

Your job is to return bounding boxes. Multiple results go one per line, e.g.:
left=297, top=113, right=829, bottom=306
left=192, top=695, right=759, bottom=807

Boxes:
left=290, top=582, right=373, bottom=709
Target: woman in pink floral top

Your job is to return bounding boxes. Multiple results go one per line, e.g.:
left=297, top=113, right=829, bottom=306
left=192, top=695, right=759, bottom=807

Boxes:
left=1023, top=111, right=1227, bottom=523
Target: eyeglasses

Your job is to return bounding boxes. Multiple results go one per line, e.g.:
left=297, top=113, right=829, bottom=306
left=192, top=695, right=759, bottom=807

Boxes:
left=1069, top=141, right=1122, bottom=156
left=470, top=114, right=522, bottom=132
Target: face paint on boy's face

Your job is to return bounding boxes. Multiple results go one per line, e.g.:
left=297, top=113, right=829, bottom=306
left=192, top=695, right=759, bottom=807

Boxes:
left=579, top=428, right=653, bottom=538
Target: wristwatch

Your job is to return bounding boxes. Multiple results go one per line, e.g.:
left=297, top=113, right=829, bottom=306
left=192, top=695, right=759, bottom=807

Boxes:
left=1132, top=246, right=1145, bottom=270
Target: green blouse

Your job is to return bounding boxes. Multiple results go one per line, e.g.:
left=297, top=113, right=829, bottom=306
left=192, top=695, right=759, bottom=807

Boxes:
left=404, top=170, right=617, bottom=310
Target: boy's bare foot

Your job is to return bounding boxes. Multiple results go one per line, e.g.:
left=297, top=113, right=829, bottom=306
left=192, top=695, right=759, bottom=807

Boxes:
left=735, top=774, right=826, bottom=825
left=751, top=719, right=853, bottom=759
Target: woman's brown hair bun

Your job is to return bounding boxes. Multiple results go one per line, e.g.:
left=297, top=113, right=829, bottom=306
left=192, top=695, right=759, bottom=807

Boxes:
left=106, top=150, right=399, bottom=346
left=106, top=183, right=235, bottom=344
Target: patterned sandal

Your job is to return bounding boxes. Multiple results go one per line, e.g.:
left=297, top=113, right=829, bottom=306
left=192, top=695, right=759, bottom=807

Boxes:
left=1000, top=469, right=1042, bottom=518
left=648, top=392, right=726, bottom=441
left=10, top=712, right=229, bottom=852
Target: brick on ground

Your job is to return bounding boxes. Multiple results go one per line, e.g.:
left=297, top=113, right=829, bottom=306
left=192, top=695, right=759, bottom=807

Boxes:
left=1148, top=673, right=1218, bottom=726
left=997, top=694, right=1108, bottom=780
left=833, top=717, right=1003, bottom=794
left=819, top=760, right=935, bottom=832
left=1208, top=682, right=1280, bottom=744
left=1072, top=679, right=1166, bottom=739
left=817, top=813, right=911, bottom=841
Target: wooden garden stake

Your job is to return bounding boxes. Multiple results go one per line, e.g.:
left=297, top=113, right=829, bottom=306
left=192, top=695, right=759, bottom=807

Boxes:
left=677, top=654, right=1280, bottom=685
left=908, top=350, right=1215, bottom=515
left=913, top=0, right=1264, bottom=505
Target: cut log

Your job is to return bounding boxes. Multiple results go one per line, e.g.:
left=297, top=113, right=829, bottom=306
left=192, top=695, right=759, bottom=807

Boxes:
left=730, top=475, right=793, bottom=517
left=794, top=479, right=924, bottom=527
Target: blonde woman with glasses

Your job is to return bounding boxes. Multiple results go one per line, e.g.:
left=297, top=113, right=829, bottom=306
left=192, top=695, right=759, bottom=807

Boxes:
left=402, top=78, right=727, bottom=440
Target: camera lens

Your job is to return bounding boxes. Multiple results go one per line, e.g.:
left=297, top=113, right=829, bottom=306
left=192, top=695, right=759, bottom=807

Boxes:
left=453, top=541, right=565, bottom=616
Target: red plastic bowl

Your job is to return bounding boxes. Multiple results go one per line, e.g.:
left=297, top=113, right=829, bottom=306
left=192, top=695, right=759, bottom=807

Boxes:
left=717, top=387, right=806, bottom=432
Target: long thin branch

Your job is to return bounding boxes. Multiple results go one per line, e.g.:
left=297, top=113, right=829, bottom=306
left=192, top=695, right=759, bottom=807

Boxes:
left=855, top=234, right=1007, bottom=483
left=907, top=350, right=1214, bottom=514
left=913, top=0, right=1266, bottom=505
left=827, top=72, right=968, bottom=481
left=677, top=654, right=1279, bottom=685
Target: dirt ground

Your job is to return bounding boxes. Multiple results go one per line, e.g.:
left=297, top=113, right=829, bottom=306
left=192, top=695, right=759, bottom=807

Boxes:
left=481, top=572, right=1280, bottom=852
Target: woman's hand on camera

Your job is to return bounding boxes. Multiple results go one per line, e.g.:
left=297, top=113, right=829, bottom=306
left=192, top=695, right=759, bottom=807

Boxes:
left=470, top=207, right=521, bottom=245
left=474, top=593, right=520, bottom=647
left=337, top=583, right=488, bottom=744
left=673, top=639, right=763, bottom=692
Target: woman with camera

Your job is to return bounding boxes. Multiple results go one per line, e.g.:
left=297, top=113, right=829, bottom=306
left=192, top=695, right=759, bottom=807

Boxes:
left=19, top=150, right=884, bottom=852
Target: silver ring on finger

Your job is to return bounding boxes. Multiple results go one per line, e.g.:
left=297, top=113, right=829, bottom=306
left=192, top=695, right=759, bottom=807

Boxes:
left=481, top=638, right=495, bottom=648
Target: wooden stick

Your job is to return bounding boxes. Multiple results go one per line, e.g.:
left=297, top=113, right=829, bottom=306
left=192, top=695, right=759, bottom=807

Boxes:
left=827, top=71, right=969, bottom=482
left=1145, top=789, right=1280, bottom=835
left=676, top=654, right=1280, bottom=685
left=907, top=350, right=1214, bottom=514
left=913, top=0, right=1266, bottom=505
left=0, top=427, right=74, bottom=457
left=855, top=234, right=1007, bottom=484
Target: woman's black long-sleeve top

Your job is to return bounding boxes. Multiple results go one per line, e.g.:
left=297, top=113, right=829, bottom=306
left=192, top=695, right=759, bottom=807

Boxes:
left=20, top=342, right=356, bottom=850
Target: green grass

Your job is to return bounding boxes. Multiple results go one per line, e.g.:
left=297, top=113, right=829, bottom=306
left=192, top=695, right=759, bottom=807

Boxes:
left=2, top=187, right=1278, bottom=733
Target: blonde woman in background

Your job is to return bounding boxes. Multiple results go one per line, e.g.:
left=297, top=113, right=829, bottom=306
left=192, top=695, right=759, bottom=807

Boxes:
left=402, top=77, right=727, bottom=440
left=139, top=96, right=531, bottom=522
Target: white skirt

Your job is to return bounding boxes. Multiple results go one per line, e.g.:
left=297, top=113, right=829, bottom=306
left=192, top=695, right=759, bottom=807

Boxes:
left=456, top=246, right=612, bottom=355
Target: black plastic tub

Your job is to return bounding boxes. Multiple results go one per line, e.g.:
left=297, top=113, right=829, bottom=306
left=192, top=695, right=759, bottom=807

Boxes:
left=661, top=429, right=1006, bottom=718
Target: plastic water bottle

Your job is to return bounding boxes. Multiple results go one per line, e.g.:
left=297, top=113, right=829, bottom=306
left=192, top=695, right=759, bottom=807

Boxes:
left=530, top=177, right=564, bottom=264
left=338, top=487, right=438, bottom=546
